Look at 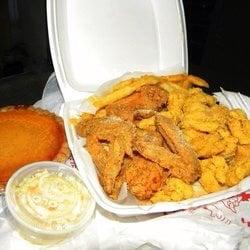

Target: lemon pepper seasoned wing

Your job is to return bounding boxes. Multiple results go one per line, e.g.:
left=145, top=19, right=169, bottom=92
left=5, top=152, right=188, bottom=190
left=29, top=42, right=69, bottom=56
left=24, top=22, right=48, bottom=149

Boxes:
left=105, top=85, right=168, bottom=121
left=80, top=116, right=136, bottom=198
left=134, top=115, right=200, bottom=184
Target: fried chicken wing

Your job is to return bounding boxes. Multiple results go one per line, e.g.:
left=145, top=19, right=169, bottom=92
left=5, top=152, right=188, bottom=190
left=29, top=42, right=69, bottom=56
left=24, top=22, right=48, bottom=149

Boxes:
left=105, top=85, right=168, bottom=121
left=134, top=115, right=200, bottom=184
left=125, top=155, right=165, bottom=200
left=156, top=115, right=200, bottom=183
left=134, top=128, right=163, bottom=146
left=82, top=116, right=135, bottom=198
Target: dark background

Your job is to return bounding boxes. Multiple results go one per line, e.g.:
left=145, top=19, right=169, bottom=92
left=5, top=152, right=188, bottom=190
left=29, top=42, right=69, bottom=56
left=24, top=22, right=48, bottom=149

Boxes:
left=0, top=0, right=249, bottom=107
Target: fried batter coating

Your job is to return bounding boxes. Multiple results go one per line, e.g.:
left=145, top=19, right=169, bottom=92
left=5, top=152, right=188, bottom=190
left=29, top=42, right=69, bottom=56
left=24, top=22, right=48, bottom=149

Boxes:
left=125, top=155, right=165, bottom=200
left=134, top=128, right=163, bottom=147
left=180, top=90, right=235, bottom=159
left=82, top=116, right=136, bottom=197
left=105, top=85, right=168, bottom=121
left=184, top=88, right=216, bottom=110
left=163, top=89, right=188, bottom=125
left=151, top=177, right=193, bottom=203
left=181, top=90, right=222, bottom=133
left=134, top=115, right=200, bottom=184
left=200, top=156, right=229, bottom=184
left=136, top=115, right=156, bottom=131
left=226, top=157, right=250, bottom=187
left=227, top=109, right=250, bottom=145
left=236, top=144, right=250, bottom=158
left=199, top=170, right=222, bottom=193
left=183, top=129, right=228, bottom=159
left=216, top=128, right=238, bottom=160
left=182, top=109, right=220, bottom=133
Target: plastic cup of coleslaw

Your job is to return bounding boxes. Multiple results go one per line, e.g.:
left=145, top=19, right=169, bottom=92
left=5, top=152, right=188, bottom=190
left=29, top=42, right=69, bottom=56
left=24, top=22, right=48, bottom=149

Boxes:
left=5, top=161, right=96, bottom=245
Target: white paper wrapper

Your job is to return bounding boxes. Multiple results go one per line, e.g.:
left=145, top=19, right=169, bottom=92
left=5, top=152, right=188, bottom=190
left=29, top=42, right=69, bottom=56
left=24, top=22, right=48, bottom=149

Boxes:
left=62, top=72, right=250, bottom=216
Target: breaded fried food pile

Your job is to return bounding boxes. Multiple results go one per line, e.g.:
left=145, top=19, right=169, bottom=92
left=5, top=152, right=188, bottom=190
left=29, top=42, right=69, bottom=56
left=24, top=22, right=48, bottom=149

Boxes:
left=75, top=74, right=250, bottom=203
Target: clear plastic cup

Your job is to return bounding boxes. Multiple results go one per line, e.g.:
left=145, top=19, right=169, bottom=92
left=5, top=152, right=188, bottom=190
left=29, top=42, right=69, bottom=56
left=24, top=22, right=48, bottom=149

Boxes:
left=5, top=161, right=96, bottom=245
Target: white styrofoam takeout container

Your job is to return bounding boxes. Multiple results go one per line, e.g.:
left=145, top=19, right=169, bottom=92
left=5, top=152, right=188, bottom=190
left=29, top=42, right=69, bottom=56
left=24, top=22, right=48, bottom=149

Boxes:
left=47, top=0, right=250, bottom=216
left=47, top=0, right=188, bottom=101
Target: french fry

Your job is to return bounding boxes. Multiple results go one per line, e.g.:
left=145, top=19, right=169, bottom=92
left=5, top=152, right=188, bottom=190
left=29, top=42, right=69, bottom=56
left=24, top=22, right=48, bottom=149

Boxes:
left=180, top=79, right=192, bottom=89
left=160, top=82, right=185, bottom=92
left=160, top=74, right=187, bottom=83
left=89, top=75, right=161, bottom=109
left=187, top=75, right=209, bottom=88
left=112, top=75, right=160, bottom=91
left=89, top=85, right=139, bottom=109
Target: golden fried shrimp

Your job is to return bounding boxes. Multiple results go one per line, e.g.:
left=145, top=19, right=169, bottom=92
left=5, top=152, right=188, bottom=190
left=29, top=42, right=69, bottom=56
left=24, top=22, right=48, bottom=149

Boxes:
left=136, top=115, right=156, bottom=131
left=184, top=88, right=216, bottom=110
left=151, top=177, right=193, bottom=203
left=125, top=155, right=165, bottom=200
left=236, top=144, right=250, bottom=158
left=199, top=170, right=222, bottom=193
left=164, top=89, right=188, bottom=125
left=226, top=157, right=250, bottom=187
left=200, top=156, right=229, bottom=185
left=216, top=127, right=238, bottom=159
left=227, top=109, right=250, bottom=145
left=183, top=129, right=226, bottom=158
left=105, top=85, right=168, bottom=121
left=210, top=104, right=230, bottom=124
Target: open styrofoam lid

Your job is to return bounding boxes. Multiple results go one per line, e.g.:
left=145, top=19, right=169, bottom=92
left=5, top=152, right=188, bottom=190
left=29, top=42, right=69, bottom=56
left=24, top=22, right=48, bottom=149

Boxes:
left=47, top=0, right=188, bottom=101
